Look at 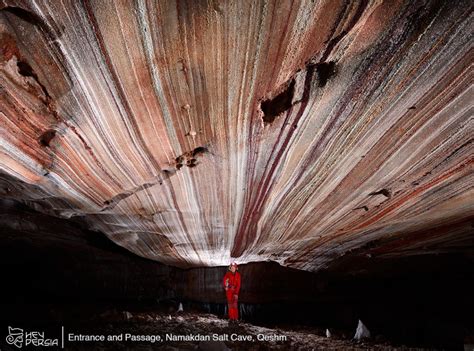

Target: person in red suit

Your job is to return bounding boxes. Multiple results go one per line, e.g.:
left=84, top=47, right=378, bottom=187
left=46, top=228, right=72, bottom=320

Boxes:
left=223, top=262, right=241, bottom=322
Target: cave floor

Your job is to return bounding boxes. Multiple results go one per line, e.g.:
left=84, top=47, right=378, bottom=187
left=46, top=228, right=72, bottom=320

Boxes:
left=58, top=310, right=427, bottom=350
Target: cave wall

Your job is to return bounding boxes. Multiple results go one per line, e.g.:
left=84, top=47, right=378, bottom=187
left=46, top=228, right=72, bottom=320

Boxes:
left=1, top=199, right=473, bottom=327
left=1, top=197, right=326, bottom=304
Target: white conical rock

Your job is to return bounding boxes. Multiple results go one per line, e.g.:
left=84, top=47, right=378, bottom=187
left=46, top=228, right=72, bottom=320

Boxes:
left=326, top=329, right=331, bottom=338
left=177, top=302, right=184, bottom=312
left=354, top=319, right=371, bottom=340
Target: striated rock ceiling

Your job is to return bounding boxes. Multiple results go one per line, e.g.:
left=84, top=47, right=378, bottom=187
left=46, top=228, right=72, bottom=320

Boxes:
left=0, top=0, right=473, bottom=271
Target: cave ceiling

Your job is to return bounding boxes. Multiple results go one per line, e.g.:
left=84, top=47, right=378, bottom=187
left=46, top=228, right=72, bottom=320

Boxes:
left=0, top=0, right=473, bottom=270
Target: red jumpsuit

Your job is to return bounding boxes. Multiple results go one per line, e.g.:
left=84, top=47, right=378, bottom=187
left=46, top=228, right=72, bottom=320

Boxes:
left=222, top=271, right=241, bottom=320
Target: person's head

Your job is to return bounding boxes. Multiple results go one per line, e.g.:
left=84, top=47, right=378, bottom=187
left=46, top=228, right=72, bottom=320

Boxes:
left=229, top=262, right=238, bottom=273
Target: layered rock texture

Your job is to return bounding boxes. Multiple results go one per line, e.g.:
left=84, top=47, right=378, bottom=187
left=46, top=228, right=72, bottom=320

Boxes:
left=1, top=0, right=473, bottom=270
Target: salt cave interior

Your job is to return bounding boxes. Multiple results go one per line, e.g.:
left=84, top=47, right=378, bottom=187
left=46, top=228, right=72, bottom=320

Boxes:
left=0, top=0, right=473, bottom=350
